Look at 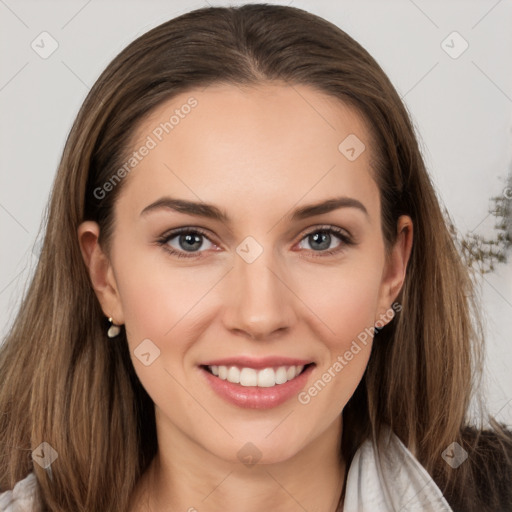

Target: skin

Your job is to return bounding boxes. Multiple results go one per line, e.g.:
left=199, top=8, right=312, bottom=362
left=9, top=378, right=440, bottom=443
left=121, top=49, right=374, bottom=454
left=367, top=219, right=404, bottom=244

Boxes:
left=78, top=83, right=413, bottom=512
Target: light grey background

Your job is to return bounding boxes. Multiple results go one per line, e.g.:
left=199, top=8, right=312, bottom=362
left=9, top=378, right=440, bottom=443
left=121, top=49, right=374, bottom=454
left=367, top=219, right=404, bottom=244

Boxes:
left=1, top=0, right=511, bottom=425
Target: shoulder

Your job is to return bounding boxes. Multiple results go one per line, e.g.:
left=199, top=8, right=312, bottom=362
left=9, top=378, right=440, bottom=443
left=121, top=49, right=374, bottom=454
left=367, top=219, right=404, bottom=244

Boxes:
left=0, top=472, right=42, bottom=512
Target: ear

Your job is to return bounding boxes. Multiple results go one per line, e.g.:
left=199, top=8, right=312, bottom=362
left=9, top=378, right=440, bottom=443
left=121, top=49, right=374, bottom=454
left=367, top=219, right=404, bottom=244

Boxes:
left=77, top=221, right=124, bottom=325
left=375, top=215, right=413, bottom=326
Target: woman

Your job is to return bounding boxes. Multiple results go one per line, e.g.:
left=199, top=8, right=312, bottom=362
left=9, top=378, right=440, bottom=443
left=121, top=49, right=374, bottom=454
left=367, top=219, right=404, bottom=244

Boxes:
left=1, top=4, right=511, bottom=511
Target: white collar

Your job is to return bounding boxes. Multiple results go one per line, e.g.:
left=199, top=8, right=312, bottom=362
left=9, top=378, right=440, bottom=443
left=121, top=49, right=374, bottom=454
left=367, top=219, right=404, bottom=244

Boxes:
left=343, top=425, right=453, bottom=511
left=0, top=471, right=41, bottom=511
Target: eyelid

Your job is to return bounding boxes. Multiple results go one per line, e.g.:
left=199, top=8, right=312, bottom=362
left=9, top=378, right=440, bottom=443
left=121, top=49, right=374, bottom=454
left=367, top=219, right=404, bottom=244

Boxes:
left=293, top=224, right=354, bottom=258
left=296, top=224, right=352, bottom=243
left=156, top=224, right=354, bottom=259
left=156, top=226, right=219, bottom=256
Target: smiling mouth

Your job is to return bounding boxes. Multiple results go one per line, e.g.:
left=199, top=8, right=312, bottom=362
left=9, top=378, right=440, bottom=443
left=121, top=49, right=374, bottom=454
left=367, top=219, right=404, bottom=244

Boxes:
left=201, top=363, right=314, bottom=388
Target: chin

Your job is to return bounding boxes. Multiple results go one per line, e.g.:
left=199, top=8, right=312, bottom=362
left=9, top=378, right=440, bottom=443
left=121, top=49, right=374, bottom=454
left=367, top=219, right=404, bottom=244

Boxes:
left=206, top=432, right=312, bottom=467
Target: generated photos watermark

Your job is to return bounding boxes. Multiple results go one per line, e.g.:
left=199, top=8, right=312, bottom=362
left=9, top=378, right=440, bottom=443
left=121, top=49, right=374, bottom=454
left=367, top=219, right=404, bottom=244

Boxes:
left=93, top=96, right=198, bottom=200
left=298, top=301, right=402, bottom=405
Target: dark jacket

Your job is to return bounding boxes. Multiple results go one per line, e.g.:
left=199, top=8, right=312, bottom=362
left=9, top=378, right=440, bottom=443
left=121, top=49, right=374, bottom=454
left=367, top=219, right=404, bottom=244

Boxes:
left=443, top=425, right=512, bottom=511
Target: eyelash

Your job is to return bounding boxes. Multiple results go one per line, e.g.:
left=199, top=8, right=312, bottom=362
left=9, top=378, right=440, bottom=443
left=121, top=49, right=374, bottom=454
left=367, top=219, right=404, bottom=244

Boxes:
left=156, top=225, right=354, bottom=260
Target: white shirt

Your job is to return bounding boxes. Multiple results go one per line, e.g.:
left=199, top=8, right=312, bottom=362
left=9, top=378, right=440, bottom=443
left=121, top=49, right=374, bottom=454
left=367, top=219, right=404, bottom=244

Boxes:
left=0, top=426, right=453, bottom=511
left=342, top=425, right=453, bottom=511
left=0, top=472, right=41, bottom=512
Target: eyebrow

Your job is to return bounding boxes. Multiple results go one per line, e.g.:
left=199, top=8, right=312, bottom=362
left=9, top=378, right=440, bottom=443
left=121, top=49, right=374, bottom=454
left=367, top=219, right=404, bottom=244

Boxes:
left=139, top=196, right=369, bottom=222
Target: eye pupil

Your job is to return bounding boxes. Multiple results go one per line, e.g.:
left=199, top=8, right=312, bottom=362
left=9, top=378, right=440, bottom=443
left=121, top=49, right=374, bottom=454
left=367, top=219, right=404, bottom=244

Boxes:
left=180, top=233, right=202, bottom=251
left=310, top=231, right=331, bottom=250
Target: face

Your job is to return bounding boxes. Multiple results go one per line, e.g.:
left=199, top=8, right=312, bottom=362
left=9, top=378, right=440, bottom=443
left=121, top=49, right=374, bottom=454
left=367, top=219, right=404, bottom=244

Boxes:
left=80, top=83, right=412, bottom=465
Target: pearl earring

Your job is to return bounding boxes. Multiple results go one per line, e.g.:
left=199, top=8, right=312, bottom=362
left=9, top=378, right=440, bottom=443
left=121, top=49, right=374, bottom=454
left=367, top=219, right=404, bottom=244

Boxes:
left=107, top=317, right=121, bottom=338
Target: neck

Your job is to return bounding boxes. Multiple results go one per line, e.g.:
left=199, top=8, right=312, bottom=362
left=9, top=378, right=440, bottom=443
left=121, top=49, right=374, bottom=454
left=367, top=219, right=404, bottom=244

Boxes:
left=132, top=415, right=345, bottom=512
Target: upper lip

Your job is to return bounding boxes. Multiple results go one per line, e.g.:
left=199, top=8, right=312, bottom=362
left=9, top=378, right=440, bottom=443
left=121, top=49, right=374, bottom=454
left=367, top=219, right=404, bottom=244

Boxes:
left=200, top=356, right=314, bottom=369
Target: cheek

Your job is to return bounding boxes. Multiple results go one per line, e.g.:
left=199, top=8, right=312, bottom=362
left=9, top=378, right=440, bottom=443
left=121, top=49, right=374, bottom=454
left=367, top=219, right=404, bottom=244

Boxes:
left=111, top=246, right=200, bottom=410
left=293, top=254, right=383, bottom=410
left=112, top=241, right=206, bottom=340
left=111, top=240, right=226, bottom=395
left=297, top=277, right=377, bottom=417
left=295, top=253, right=384, bottom=342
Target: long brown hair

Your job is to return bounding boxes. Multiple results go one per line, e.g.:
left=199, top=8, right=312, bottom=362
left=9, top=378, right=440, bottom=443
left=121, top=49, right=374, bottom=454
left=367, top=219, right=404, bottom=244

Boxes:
left=1, top=5, right=510, bottom=511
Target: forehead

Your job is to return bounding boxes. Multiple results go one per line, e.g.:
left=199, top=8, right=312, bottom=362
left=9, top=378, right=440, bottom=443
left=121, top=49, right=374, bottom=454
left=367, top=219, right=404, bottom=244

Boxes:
left=116, top=82, right=379, bottom=225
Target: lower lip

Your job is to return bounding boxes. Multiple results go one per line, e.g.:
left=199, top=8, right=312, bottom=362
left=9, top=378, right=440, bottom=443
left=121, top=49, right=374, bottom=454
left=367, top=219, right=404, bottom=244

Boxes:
left=200, top=364, right=315, bottom=409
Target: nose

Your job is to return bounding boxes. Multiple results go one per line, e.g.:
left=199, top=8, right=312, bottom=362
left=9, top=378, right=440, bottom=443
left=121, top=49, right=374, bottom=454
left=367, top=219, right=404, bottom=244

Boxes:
left=222, top=247, right=297, bottom=341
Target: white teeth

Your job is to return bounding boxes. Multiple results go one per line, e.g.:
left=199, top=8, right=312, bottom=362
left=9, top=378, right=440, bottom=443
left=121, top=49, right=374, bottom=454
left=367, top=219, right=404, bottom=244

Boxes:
left=240, top=368, right=258, bottom=386
left=227, top=366, right=240, bottom=384
left=218, top=365, right=228, bottom=380
left=275, top=366, right=288, bottom=385
left=257, top=368, right=276, bottom=388
left=207, top=364, right=306, bottom=387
